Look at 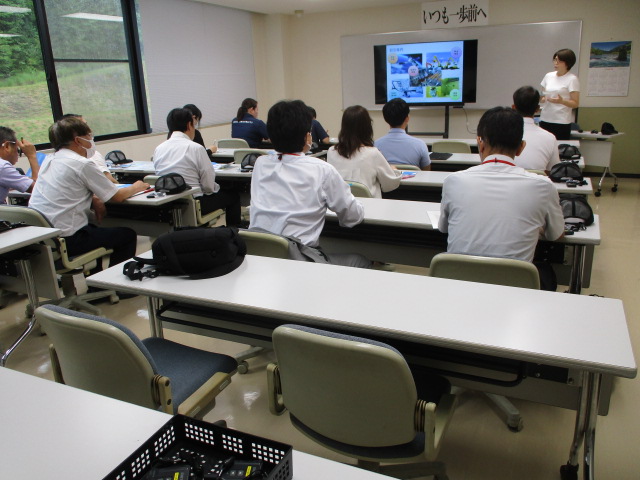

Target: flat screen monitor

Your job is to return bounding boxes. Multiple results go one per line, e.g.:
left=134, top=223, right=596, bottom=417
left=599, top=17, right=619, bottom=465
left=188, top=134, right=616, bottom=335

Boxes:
left=374, top=39, right=477, bottom=106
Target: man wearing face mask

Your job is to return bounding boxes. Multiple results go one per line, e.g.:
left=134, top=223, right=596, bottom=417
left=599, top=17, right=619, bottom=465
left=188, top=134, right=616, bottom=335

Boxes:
left=29, top=117, right=149, bottom=267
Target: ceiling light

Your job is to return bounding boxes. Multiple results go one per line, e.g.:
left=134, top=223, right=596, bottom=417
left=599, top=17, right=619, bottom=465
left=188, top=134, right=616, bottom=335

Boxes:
left=0, top=6, right=30, bottom=13
left=62, top=12, right=123, bottom=22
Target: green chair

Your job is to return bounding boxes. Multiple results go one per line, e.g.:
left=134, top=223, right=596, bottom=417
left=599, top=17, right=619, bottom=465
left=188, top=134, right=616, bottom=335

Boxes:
left=232, top=148, right=269, bottom=165
left=431, top=140, right=472, bottom=154
left=0, top=205, right=118, bottom=315
left=429, top=252, right=540, bottom=431
left=218, top=138, right=250, bottom=149
left=347, top=180, right=372, bottom=198
left=394, top=164, right=420, bottom=171
left=238, top=230, right=289, bottom=259
left=36, top=304, right=236, bottom=418
left=268, top=324, right=456, bottom=480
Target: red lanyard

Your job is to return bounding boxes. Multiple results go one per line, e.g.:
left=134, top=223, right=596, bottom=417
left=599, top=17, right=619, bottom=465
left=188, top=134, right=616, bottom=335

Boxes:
left=481, top=158, right=516, bottom=166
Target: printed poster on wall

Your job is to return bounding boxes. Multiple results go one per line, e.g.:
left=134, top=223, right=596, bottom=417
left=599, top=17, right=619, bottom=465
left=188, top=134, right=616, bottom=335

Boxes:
left=587, top=41, right=632, bottom=97
left=421, top=1, right=489, bottom=29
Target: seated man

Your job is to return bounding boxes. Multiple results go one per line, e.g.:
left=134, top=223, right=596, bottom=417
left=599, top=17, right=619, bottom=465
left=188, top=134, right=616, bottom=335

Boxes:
left=374, top=98, right=431, bottom=171
left=249, top=99, right=371, bottom=269
left=308, top=106, right=330, bottom=148
left=29, top=117, right=148, bottom=266
left=512, top=86, right=561, bottom=174
left=0, top=126, right=39, bottom=204
left=439, top=107, right=564, bottom=266
left=153, top=108, right=241, bottom=226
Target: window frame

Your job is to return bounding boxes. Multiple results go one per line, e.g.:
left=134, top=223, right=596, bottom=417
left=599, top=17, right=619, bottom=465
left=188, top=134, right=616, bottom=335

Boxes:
left=30, top=0, right=149, bottom=147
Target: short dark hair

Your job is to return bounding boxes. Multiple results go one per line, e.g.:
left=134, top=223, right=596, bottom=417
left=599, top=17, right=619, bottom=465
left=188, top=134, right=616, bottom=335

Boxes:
left=382, top=98, right=410, bottom=128
left=307, top=106, right=317, bottom=118
left=49, top=117, right=91, bottom=151
left=267, top=100, right=313, bottom=153
left=336, top=105, right=374, bottom=158
left=59, top=113, right=82, bottom=120
left=554, top=48, right=576, bottom=70
left=183, top=104, right=202, bottom=121
left=166, top=108, right=194, bottom=134
left=477, top=107, right=523, bottom=155
left=513, top=86, right=540, bottom=117
left=0, top=126, right=17, bottom=145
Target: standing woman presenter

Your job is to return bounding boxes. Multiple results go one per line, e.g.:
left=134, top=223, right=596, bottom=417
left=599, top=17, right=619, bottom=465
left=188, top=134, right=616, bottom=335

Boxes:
left=539, top=48, right=580, bottom=140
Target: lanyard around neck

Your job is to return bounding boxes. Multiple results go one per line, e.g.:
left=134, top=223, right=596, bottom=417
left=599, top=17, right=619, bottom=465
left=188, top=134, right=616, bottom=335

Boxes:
left=481, top=158, right=516, bottom=167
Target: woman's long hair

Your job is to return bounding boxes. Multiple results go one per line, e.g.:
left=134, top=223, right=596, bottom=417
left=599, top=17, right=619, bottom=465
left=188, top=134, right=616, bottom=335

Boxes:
left=236, top=98, right=258, bottom=121
left=336, top=105, right=374, bottom=158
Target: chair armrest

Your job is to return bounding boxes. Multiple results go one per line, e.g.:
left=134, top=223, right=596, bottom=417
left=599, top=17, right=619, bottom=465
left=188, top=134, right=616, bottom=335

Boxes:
left=417, top=393, right=457, bottom=460
left=57, top=237, right=112, bottom=271
left=48, top=345, right=65, bottom=384
left=153, top=374, right=174, bottom=414
left=267, top=363, right=286, bottom=415
left=177, top=372, right=232, bottom=418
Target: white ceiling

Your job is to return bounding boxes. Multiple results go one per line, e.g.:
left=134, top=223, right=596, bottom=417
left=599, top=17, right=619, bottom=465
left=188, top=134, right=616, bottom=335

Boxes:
left=193, top=0, right=424, bottom=15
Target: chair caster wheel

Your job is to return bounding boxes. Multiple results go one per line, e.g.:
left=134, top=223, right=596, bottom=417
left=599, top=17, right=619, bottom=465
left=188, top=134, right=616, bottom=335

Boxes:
left=508, top=419, right=524, bottom=432
left=612, top=186, right=618, bottom=192
left=594, top=191, right=601, bottom=197
left=560, top=462, right=579, bottom=480
left=109, top=295, right=120, bottom=304
left=238, top=361, right=249, bottom=374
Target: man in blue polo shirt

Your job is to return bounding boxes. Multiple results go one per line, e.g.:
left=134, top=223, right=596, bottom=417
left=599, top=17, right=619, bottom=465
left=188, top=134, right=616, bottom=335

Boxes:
left=374, top=98, right=431, bottom=171
left=0, top=126, right=39, bottom=204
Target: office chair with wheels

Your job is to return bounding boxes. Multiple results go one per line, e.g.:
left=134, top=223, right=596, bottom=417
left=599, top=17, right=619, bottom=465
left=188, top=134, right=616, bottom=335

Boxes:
left=394, top=164, right=420, bottom=171
left=36, top=304, right=237, bottom=418
left=0, top=205, right=119, bottom=315
left=218, top=138, right=250, bottom=149
left=429, top=252, right=540, bottom=431
left=268, top=324, right=456, bottom=480
left=431, top=141, right=472, bottom=154
left=347, top=181, right=373, bottom=198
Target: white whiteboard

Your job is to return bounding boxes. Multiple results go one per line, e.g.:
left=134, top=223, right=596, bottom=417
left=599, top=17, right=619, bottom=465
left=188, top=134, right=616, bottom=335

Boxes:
left=341, top=21, right=582, bottom=110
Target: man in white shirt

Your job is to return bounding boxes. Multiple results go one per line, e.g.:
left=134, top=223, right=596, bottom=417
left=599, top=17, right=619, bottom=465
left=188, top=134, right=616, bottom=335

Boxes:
left=374, top=98, right=431, bottom=170
left=29, top=117, right=149, bottom=266
left=0, top=126, right=39, bottom=204
left=153, top=108, right=241, bottom=226
left=512, top=86, right=560, bottom=175
left=439, top=107, right=564, bottom=268
left=249, top=100, right=370, bottom=268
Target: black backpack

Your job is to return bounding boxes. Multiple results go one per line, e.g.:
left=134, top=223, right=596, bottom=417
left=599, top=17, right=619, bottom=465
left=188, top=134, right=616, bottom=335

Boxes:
left=549, top=162, right=583, bottom=183
left=155, top=172, right=191, bottom=194
left=558, top=144, right=581, bottom=160
left=123, top=227, right=246, bottom=280
left=560, top=194, right=594, bottom=230
left=105, top=150, right=133, bottom=164
left=240, top=152, right=261, bottom=172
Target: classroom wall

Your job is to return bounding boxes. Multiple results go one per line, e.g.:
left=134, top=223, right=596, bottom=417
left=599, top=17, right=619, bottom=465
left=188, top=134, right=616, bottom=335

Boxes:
left=254, top=0, right=640, bottom=174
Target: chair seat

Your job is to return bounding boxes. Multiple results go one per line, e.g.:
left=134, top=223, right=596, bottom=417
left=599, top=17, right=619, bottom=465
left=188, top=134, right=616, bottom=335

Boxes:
left=142, top=337, right=237, bottom=411
left=291, top=414, right=426, bottom=460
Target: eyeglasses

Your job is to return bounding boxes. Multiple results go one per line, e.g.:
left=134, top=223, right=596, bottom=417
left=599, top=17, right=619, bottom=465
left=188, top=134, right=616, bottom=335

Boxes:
left=2, top=141, right=22, bottom=156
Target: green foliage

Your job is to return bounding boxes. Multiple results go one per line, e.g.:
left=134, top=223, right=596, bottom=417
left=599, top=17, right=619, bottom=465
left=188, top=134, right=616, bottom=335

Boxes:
left=0, top=0, right=44, bottom=79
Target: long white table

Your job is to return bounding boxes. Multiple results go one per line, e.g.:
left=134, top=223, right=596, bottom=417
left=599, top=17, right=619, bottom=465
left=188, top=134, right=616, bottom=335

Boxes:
left=322, top=197, right=600, bottom=294
left=0, top=368, right=395, bottom=480
left=0, top=226, right=61, bottom=366
left=86, top=254, right=636, bottom=480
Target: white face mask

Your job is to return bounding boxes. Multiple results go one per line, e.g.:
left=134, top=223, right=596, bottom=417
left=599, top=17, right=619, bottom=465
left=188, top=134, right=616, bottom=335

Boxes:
left=77, top=136, right=96, bottom=158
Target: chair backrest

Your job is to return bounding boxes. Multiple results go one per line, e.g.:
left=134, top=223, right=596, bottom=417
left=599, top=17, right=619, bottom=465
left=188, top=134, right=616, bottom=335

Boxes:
left=35, top=304, right=159, bottom=409
left=233, top=148, right=268, bottom=165
left=238, top=230, right=289, bottom=259
left=346, top=180, right=372, bottom=198
left=526, top=169, right=547, bottom=176
left=429, top=253, right=540, bottom=289
left=431, top=140, right=472, bottom=154
left=394, top=164, right=420, bottom=171
left=272, top=324, right=418, bottom=447
left=0, top=204, right=52, bottom=227
left=218, top=138, right=250, bottom=149
left=143, top=175, right=160, bottom=185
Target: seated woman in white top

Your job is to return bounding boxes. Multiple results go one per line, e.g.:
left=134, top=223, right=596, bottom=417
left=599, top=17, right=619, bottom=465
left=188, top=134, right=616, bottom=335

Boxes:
left=327, top=105, right=401, bottom=198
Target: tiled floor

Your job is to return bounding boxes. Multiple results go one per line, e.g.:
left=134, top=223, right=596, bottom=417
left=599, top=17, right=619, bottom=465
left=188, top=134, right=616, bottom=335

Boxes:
left=2, top=177, right=639, bottom=479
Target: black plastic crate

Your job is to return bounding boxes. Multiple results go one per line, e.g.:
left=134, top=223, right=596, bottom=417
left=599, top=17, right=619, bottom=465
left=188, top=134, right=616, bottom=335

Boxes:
left=104, top=415, right=292, bottom=480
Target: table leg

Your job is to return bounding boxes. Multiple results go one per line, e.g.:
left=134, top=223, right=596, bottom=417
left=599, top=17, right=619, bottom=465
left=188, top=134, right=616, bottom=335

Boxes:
left=568, top=244, right=585, bottom=294
left=147, top=296, right=164, bottom=338
left=561, top=372, right=591, bottom=480
left=1, top=257, right=39, bottom=367
left=583, top=373, right=601, bottom=480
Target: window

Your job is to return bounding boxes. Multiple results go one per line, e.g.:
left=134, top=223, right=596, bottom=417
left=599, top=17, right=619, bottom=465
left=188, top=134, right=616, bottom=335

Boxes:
left=0, top=0, right=147, bottom=146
